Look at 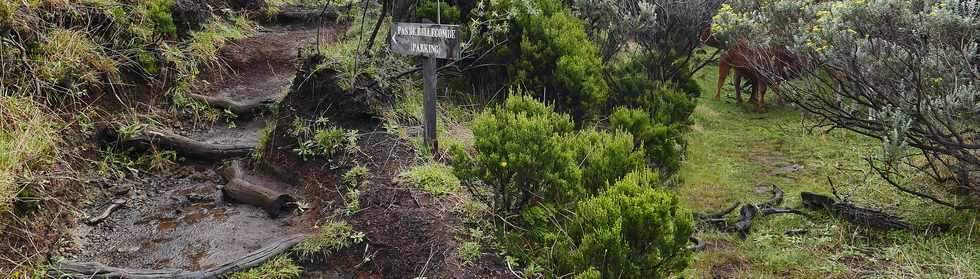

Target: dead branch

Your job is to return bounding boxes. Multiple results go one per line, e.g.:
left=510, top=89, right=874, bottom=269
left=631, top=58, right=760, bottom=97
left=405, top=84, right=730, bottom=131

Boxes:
left=801, top=191, right=912, bottom=231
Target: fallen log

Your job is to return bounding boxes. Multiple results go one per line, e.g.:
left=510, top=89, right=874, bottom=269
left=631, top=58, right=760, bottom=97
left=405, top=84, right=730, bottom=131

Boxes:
left=801, top=192, right=912, bottom=231
left=221, top=160, right=296, bottom=218
left=111, top=127, right=253, bottom=160
left=48, top=233, right=310, bottom=279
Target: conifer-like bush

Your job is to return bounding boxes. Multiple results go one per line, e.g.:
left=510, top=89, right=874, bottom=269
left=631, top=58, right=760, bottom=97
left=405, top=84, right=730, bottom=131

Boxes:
left=609, top=107, right=687, bottom=175
left=452, top=92, right=582, bottom=213
left=566, top=129, right=646, bottom=193
left=555, top=169, right=694, bottom=278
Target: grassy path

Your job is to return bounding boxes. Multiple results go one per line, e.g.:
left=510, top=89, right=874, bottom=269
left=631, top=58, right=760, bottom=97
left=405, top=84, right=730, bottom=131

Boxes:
left=678, top=66, right=980, bottom=278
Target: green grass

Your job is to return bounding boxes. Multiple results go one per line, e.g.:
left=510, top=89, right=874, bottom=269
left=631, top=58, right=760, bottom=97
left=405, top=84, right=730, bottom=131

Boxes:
left=399, top=163, right=461, bottom=196
left=291, top=220, right=364, bottom=260
left=679, top=65, right=980, bottom=278
left=226, top=255, right=301, bottom=279
left=0, top=95, right=59, bottom=213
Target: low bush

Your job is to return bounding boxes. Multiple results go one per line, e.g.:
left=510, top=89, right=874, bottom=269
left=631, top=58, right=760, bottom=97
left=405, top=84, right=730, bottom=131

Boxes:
left=554, top=169, right=694, bottom=278
left=566, top=129, right=646, bottom=193
left=452, top=92, right=581, bottom=213
left=609, top=107, right=687, bottom=176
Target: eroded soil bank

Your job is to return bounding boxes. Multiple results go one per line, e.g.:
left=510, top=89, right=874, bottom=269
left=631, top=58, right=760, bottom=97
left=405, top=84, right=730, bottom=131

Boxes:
left=57, top=15, right=508, bottom=278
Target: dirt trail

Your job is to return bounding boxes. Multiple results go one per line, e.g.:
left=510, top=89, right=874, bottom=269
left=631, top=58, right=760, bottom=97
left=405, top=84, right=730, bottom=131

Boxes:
left=63, top=22, right=342, bottom=274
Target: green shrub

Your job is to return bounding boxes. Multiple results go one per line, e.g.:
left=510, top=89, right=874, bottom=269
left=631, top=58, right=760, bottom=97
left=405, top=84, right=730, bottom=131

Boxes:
left=452, top=92, right=581, bottom=213
left=416, top=0, right=460, bottom=24
left=607, top=58, right=697, bottom=125
left=565, top=129, right=646, bottom=193
left=554, top=169, right=693, bottom=278
left=146, top=0, right=176, bottom=37
left=483, top=0, right=608, bottom=123
left=458, top=241, right=482, bottom=265
left=609, top=107, right=686, bottom=176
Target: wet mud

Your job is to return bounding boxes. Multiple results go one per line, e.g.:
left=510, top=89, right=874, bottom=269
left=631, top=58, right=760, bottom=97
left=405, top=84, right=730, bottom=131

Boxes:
left=72, top=164, right=308, bottom=271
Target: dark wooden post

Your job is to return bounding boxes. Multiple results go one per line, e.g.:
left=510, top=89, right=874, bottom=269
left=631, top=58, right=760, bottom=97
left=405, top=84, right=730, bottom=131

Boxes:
left=423, top=56, right=438, bottom=154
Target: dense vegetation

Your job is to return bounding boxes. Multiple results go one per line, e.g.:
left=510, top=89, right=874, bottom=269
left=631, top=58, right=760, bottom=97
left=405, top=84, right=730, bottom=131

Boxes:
left=1, top=0, right=978, bottom=277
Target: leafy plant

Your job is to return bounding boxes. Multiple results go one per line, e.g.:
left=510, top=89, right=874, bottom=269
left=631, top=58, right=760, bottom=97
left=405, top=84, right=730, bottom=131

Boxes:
left=553, top=169, right=693, bottom=278
left=458, top=241, right=482, bottom=265
left=452, top=92, right=581, bottom=213
left=609, top=107, right=687, bottom=176
left=342, top=166, right=369, bottom=187
left=565, top=129, right=646, bottom=193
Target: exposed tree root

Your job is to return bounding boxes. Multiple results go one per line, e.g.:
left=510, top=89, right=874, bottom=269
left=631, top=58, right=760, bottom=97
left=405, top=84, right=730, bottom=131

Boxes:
left=186, top=93, right=277, bottom=117
left=48, top=233, right=310, bottom=278
left=85, top=198, right=127, bottom=225
left=108, top=127, right=254, bottom=160
left=221, top=160, right=297, bottom=218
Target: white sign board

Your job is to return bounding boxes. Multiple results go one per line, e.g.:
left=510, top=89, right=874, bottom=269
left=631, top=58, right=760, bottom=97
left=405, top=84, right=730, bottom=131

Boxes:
left=390, top=22, right=461, bottom=60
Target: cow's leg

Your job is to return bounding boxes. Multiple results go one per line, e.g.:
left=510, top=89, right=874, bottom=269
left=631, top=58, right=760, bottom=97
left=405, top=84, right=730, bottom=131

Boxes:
left=773, top=81, right=785, bottom=104
left=734, top=71, right=744, bottom=103
left=755, top=81, right=768, bottom=112
left=715, top=59, right=731, bottom=101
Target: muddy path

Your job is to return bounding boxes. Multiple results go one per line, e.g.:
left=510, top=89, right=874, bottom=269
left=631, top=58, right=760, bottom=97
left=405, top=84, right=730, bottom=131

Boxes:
left=57, top=21, right=343, bottom=276
left=57, top=16, right=509, bottom=278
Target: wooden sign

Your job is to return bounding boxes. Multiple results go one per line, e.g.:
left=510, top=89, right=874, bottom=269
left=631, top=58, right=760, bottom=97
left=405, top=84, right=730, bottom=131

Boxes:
left=390, top=23, right=461, bottom=60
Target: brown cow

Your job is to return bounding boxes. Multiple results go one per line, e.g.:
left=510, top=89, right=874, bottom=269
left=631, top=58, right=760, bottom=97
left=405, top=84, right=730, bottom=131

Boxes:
left=714, top=38, right=803, bottom=111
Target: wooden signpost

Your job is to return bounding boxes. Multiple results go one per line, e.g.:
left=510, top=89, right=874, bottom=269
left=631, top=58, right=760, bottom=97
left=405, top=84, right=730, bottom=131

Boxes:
left=390, top=22, right=461, bottom=154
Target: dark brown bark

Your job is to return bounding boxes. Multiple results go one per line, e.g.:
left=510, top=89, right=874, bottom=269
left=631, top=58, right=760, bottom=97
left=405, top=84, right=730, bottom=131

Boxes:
left=48, top=234, right=310, bottom=278
left=364, top=0, right=390, bottom=53
left=221, top=160, right=296, bottom=218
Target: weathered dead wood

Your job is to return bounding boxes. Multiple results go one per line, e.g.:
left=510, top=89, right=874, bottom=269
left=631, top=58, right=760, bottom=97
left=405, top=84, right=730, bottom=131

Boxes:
left=111, top=127, right=253, bottom=160
left=735, top=204, right=759, bottom=239
left=801, top=192, right=912, bottom=231
left=86, top=198, right=127, bottom=225
left=185, top=93, right=276, bottom=117
left=48, top=233, right=310, bottom=278
left=221, top=160, right=296, bottom=218
left=693, top=185, right=809, bottom=241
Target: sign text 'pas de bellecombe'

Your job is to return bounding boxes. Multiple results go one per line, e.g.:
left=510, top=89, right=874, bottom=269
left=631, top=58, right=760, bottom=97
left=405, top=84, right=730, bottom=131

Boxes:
left=390, top=23, right=461, bottom=60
